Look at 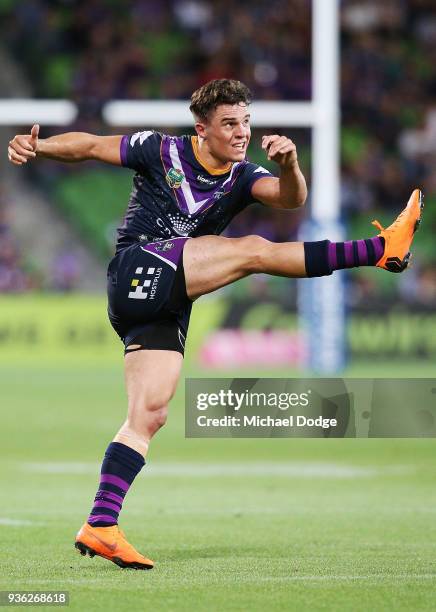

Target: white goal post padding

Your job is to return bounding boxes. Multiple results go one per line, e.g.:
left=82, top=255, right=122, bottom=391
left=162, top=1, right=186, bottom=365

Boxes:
left=103, top=100, right=318, bottom=128
left=0, top=100, right=77, bottom=125
left=0, top=99, right=319, bottom=127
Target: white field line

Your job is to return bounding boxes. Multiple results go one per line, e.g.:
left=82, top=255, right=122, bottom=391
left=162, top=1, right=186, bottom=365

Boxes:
left=0, top=518, right=42, bottom=526
left=19, top=462, right=410, bottom=478
left=18, top=574, right=436, bottom=586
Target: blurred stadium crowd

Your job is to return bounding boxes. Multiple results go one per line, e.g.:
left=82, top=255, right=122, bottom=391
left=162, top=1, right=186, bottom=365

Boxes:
left=1, top=0, right=435, bottom=302
left=0, top=192, right=33, bottom=292
left=4, top=0, right=311, bottom=103
left=0, top=190, right=81, bottom=291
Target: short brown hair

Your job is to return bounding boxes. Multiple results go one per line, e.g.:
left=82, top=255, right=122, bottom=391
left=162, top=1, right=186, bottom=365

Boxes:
left=190, top=79, right=252, bottom=121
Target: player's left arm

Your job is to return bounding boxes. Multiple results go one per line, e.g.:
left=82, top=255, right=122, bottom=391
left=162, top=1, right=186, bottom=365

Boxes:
left=251, top=135, right=307, bottom=209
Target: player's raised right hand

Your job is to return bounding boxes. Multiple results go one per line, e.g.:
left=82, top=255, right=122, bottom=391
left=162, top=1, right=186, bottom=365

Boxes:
left=8, top=124, right=39, bottom=165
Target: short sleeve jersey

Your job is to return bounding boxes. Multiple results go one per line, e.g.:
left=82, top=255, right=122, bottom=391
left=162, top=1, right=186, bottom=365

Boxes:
left=116, top=131, right=273, bottom=252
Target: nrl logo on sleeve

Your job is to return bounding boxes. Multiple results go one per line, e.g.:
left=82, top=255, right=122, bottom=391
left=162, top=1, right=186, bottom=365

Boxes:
left=166, top=168, right=185, bottom=189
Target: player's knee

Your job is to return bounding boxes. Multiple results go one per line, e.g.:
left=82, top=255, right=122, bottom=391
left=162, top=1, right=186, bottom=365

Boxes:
left=131, top=381, right=175, bottom=413
left=145, top=404, right=168, bottom=437
left=127, top=400, right=169, bottom=440
left=240, top=235, right=271, bottom=273
left=142, top=393, right=170, bottom=421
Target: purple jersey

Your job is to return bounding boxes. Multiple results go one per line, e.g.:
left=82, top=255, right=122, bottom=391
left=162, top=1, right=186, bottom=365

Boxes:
left=117, top=131, right=272, bottom=252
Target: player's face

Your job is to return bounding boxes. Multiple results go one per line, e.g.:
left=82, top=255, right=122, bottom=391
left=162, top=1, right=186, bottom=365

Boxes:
left=199, top=103, right=251, bottom=164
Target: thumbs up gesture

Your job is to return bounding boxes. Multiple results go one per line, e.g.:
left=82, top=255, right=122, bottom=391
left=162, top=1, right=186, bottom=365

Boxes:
left=8, top=124, right=40, bottom=165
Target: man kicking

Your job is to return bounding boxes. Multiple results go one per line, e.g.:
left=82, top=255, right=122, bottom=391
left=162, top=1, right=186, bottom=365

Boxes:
left=8, top=79, right=423, bottom=570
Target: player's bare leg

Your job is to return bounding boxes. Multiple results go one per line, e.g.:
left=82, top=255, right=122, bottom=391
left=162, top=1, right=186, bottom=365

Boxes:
left=114, top=350, right=183, bottom=456
left=75, top=350, right=182, bottom=570
left=184, top=189, right=423, bottom=299
left=183, top=234, right=306, bottom=299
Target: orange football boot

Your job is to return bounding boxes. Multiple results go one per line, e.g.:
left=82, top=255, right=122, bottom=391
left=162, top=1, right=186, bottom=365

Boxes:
left=75, top=523, right=154, bottom=570
left=372, top=189, right=423, bottom=273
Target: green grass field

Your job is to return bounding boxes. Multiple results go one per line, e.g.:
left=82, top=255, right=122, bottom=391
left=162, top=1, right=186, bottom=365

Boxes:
left=1, top=357, right=436, bottom=612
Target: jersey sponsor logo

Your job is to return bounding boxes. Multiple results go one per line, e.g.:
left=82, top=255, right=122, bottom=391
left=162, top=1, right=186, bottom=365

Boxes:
left=254, top=165, right=271, bottom=174
left=148, top=268, right=162, bottom=300
left=165, top=168, right=185, bottom=189
left=167, top=212, right=199, bottom=236
left=196, top=174, right=217, bottom=186
left=156, top=218, right=174, bottom=239
left=128, top=266, right=162, bottom=300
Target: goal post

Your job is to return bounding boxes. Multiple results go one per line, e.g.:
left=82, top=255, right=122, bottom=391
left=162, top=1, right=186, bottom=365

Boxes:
left=298, top=0, right=346, bottom=373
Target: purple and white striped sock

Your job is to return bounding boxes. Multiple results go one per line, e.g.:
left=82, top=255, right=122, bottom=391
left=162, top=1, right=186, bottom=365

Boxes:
left=87, top=442, right=145, bottom=527
left=327, top=237, right=385, bottom=272
left=304, top=237, right=386, bottom=278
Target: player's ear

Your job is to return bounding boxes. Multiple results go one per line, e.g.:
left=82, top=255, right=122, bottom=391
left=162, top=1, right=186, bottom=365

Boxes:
left=195, top=120, right=207, bottom=139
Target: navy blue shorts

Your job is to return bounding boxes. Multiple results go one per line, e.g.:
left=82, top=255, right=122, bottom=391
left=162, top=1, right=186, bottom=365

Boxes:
left=107, top=237, right=192, bottom=355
